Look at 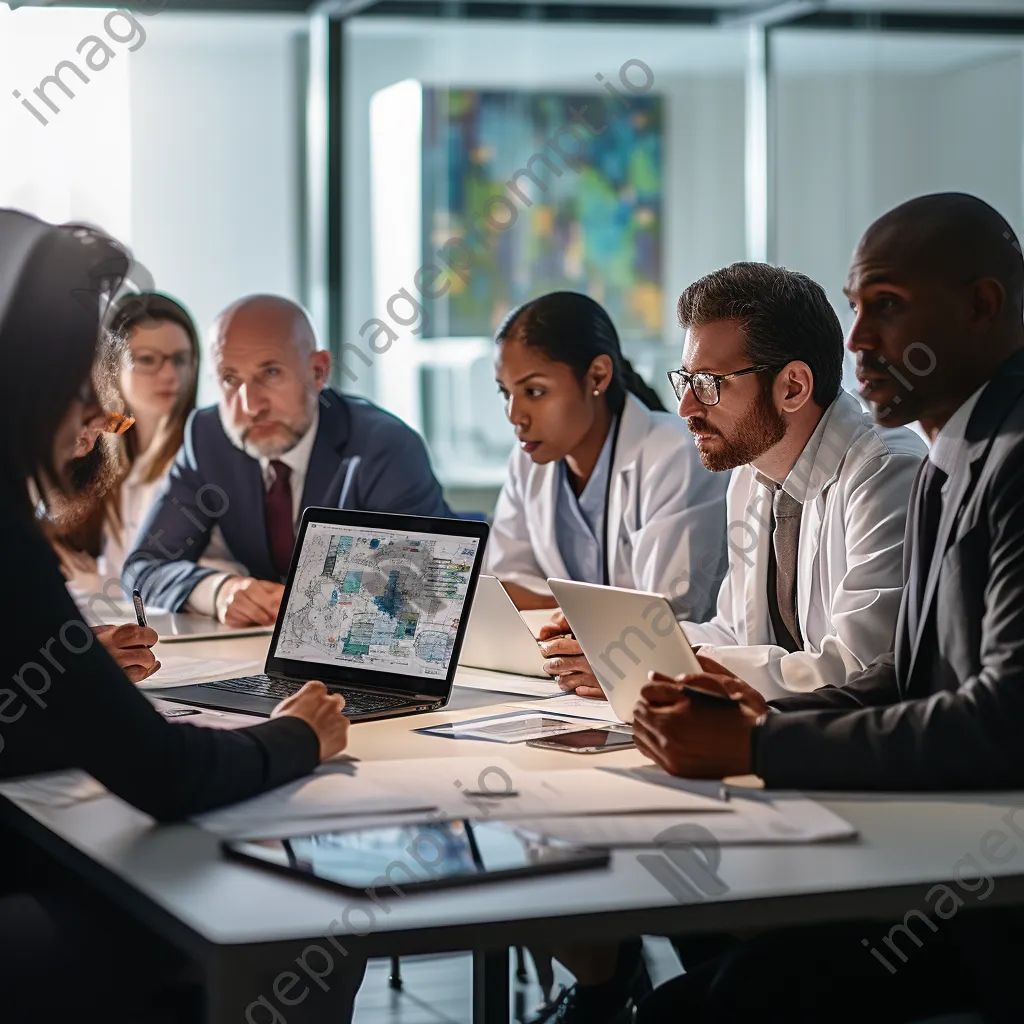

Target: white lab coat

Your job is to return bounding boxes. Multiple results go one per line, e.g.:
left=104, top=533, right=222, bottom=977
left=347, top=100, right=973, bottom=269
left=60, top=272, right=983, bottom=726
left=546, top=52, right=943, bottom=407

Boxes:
left=485, top=394, right=730, bottom=622
left=683, top=390, right=927, bottom=699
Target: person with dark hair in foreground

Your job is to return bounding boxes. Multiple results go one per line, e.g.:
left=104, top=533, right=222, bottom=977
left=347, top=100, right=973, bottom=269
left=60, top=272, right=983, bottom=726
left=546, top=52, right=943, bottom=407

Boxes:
left=486, top=290, right=728, bottom=620
left=529, top=265, right=926, bottom=1024
left=634, top=194, right=1024, bottom=1022
left=0, top=210, right=363, bottom=1022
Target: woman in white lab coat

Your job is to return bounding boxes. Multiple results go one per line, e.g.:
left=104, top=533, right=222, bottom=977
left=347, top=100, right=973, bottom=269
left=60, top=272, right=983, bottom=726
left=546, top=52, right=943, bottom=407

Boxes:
left=486, top=291, right=728, bottom=619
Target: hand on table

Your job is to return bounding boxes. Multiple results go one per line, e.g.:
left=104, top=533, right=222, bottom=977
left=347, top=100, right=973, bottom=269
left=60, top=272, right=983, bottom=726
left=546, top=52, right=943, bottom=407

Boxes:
left=271, top=681, right=350, bottom=761
left=92, top=623, right=160, bottom=683
left=538, top=636, right=606, bottom=699
left=216, top=577, right=284, bottom=627
left=537, top=612, right=606, bottom=699
left=632, top=670, right=760, bottom=779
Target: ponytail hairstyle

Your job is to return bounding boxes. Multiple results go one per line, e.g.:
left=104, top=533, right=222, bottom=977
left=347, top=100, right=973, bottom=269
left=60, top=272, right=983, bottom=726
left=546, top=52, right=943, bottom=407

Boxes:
left=495, top=291, right=665, bottom=413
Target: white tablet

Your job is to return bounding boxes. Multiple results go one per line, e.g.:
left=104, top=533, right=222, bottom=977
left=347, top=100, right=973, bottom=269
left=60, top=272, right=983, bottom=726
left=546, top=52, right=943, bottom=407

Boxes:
left=546, top=579, right=701, bottom=724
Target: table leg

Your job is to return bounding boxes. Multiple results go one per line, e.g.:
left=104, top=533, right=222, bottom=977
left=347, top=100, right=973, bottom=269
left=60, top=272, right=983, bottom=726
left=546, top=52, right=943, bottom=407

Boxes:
left=473, top=947, right=510, bottom=1024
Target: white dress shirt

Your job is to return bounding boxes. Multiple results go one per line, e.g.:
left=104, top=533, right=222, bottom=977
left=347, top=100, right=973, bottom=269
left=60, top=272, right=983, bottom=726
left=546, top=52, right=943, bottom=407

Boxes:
left=928, top=383, right=987, bottom=477
left=98, top=461, right=167, bottom=584
left=186, top=407, right=320, bottom=616
left=682, top=390, right=928, bottom=699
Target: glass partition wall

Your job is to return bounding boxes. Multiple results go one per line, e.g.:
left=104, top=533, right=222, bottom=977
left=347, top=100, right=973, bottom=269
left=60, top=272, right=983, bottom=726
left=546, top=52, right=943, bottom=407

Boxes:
left=341, top=10, right=1024, bottom=506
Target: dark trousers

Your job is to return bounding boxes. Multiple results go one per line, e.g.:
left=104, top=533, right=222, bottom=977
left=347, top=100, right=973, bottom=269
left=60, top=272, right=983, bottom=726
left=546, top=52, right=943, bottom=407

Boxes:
left=638, top=921, right=995, bottom=1024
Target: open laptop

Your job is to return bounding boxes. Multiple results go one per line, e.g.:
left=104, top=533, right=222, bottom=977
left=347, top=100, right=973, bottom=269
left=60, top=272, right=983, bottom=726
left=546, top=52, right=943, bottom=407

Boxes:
left=547, top=579, right=701, bottom=724
left=459, top=575, right=551, bottom=678
left=147, top=508, right=489, bottom=721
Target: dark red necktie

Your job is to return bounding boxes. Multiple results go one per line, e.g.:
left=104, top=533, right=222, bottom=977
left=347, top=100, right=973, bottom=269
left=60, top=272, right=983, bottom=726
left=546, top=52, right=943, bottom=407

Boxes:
left=265, top=460, right=294, bottom=579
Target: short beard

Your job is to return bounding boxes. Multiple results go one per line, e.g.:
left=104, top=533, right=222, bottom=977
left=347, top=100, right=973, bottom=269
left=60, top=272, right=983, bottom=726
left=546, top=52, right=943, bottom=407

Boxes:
left=46, top=435, right=127, bottom=531
left=690, top=389, right=787, bottom=473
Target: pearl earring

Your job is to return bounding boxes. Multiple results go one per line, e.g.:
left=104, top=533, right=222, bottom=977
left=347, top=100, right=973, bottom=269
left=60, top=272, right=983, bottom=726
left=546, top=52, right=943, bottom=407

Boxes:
left=593, top=388, right=601, bottom=397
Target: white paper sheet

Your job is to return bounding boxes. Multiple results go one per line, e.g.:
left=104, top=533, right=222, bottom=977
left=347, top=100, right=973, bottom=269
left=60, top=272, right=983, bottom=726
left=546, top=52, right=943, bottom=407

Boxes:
left=455, top=666, right=561, bottom=698
left=137, top=655, right=266, bottom=689
left=194, top=768, right=437, bottom=838
left=339, top=757, right=731, bottom=819
left=505, top=693, right=622, bottom=724
left=0, top=770, right=107, bottom=808
left=514, top=792, right=856, bottom=845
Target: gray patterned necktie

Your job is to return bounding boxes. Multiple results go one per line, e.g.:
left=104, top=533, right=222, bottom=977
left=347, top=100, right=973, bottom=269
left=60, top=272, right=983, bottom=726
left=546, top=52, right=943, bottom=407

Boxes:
left=767, top=486, right=803, bottom=653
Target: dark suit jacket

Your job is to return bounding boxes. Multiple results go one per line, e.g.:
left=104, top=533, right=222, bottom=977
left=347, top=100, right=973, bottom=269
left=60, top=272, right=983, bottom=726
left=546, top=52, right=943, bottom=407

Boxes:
left=753, top=350, right=1024, bottom=790
left=124, top=388, right=451, bottom=611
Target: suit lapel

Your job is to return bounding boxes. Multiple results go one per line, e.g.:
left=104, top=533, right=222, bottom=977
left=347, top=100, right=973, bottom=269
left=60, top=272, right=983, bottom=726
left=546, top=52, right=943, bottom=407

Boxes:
left=895, top=466, right=924, bottom=687
left=301, top=390, right=352, bottom=509
left=905, top=352, right=1024, bottom=688
left=907, top=458, right=972, bottom=683
left=237, top=454, right=275, bottom=580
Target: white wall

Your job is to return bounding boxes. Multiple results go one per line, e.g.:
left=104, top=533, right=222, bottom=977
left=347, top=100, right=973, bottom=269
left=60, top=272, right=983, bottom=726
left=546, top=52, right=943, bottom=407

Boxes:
left=127, top=16, right=308, bottom=405
left=775, top=46, right=1024, bottom=391
left=776, top=49, right=1024, bottom=309
left=0, top=10, right=307, bottom=408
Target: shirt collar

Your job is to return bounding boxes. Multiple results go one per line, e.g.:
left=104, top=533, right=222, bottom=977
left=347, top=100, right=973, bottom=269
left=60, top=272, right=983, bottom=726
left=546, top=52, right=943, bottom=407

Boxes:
left=264, top=404, right=320, bottom=479
left=752, top=393, right=841, bottom=501
left=562, top=413, right=618, bottom=507
left=928, top=382, right=988, bottom=477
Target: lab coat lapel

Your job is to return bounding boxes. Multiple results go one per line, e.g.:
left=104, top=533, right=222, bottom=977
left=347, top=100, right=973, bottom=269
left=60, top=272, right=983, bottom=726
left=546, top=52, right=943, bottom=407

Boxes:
left=741, top=475, right=773, bottom=645
left=532, top=463, right=569, bottom=582
left=796, top=493, right=823, bottom=638
left=604, top=397, right=647, bottom=587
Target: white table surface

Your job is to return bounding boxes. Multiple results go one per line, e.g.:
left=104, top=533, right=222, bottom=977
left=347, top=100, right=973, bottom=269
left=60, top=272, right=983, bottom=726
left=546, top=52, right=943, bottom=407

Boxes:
left=6, top=634, right=1024, bottom=1019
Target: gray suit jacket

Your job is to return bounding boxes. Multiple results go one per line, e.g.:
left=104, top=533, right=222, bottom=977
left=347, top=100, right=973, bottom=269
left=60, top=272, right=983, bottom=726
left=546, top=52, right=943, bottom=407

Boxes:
left=753, top=350, right=1024, bottom=790
left=124, top=389, right=451, bottom=611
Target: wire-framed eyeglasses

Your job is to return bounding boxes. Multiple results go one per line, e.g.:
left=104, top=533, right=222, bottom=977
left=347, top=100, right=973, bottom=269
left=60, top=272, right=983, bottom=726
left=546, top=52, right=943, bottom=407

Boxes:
left=666, top=364, right=777, bottom=407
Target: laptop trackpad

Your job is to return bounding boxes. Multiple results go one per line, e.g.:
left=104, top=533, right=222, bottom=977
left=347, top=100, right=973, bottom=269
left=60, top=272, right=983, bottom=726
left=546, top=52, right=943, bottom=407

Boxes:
left=146, top=684, right=274, bottom=717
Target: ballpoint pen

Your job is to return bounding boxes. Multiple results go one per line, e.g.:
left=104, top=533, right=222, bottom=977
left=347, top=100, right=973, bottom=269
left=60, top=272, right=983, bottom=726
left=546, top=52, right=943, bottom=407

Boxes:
left=132, top=589, right=148, bottom=628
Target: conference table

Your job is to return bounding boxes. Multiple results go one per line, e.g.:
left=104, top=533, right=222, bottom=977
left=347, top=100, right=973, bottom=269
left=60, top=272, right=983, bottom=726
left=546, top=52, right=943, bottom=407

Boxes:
left=4, top=632, right=1024, bottom=1023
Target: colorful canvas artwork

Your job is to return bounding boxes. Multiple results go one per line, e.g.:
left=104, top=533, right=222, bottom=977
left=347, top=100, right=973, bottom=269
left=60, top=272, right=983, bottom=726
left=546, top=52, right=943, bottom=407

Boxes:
left=421, top=88, right=663, bottom=343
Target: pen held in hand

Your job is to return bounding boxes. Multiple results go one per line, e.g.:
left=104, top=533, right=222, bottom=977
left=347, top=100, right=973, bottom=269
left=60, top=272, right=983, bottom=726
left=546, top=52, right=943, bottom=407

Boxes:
left=132, top=589, right=148, bottom=628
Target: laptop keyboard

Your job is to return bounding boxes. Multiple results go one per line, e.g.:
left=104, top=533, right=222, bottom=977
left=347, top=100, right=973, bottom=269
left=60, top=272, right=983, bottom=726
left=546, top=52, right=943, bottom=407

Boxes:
left=201, top=675, right=414, bottom=716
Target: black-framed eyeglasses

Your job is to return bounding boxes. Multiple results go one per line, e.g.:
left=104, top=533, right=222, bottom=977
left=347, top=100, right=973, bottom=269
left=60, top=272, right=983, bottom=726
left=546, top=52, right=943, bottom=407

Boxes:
left=666, top=364, right=777, bottom=407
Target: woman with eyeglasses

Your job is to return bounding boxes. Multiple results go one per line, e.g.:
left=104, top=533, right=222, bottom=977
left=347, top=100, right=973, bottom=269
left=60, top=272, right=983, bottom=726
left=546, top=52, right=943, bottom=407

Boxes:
left=0, top=211, right=362, bottom=1022
left=101, top=293, right=201, bottom=576
left=50, top=293, right=205, bottom=590
left=487, top=291, right=729, bottom=618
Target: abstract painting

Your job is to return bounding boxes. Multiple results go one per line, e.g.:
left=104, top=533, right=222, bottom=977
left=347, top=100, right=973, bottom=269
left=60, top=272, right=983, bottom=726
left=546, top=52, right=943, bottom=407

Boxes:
left=420, top=87, right=663, bottom=343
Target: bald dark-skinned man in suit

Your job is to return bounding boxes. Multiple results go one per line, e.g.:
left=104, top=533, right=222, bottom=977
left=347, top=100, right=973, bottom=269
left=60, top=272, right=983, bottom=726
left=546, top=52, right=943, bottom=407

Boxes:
left=633, top=194, right=1024, bottom=1023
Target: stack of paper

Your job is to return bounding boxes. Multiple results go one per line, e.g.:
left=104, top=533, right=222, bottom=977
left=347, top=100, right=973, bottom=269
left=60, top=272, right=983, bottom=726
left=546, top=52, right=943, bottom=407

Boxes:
left=138, top=655, right=266, bottom=689
left=505, top=693, right=622, bottom=723
left=194, top=768, right=438, bottom=838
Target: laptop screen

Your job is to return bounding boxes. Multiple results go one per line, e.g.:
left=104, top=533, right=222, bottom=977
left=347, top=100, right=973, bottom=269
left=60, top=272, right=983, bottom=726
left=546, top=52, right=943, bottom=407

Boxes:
left=272, top=519, right=483, bottom=682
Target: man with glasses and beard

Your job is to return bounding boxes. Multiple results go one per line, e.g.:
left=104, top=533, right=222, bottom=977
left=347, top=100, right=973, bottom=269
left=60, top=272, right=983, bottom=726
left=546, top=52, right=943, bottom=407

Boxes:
left=531, top=263, right=926, bottom=1024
